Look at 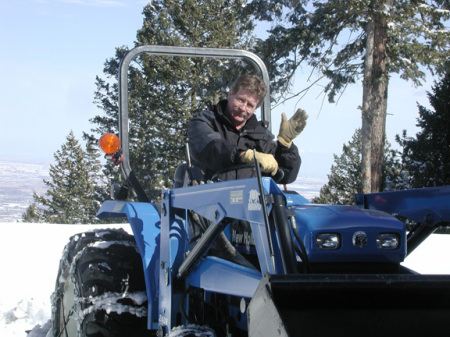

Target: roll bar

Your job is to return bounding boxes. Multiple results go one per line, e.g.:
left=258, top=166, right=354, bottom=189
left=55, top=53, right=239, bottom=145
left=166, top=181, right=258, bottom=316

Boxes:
left=117, top=45, right=271, bottom=184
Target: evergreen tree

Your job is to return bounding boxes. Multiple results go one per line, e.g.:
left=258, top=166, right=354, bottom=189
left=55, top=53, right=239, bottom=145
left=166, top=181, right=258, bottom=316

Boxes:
left=312, top=131, right=363, bottom=205
left=248, top=0, right=450, bottom=192
left=22, top=131, right=107, bottom=224
left=312, top=129, right=408, bottom=205
left=22, top=202, right=43, bottom=223
left=397, top=72, right=450, bottom=188
left=87, top=0, right=255, bottom=201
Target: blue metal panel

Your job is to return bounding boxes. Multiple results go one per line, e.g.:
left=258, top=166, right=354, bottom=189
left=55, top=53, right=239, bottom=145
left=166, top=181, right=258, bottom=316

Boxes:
left=356, top=186, right=450, bottom=226
left=187, top=256, right=261, bottom=298
left=169, top=178, right=280, bottom=224
left=248, top=219, right=278, bottom=274
left=169, top=178, right=288, bottom=275
left=159, top=191, right=176, bottom=332
left=291, top=204, right=407, bottom=263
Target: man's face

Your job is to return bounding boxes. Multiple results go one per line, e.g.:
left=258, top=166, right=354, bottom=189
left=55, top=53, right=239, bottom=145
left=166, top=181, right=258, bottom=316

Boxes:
left=227, top=89, right=258, bottom=129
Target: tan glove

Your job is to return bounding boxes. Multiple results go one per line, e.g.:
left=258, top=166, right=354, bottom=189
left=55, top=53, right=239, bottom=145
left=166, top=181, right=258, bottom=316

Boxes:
left=242, top=149, right=278, bottom=176
left=277, top=108, right=308, bottom=147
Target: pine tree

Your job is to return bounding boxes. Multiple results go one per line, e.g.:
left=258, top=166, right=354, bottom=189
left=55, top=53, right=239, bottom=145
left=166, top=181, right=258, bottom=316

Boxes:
left=22, top=131, right=107, bottom=224
left=248, top=0, right=450, bottom=192
left=397, top=72, right=450, bottom=188
left=87, top=0, right=255, bottom=201
left=312, top=131, right=363, bottom=205
left=22, top=203, right=43, bottom=223
left=312, top=129, right=408, bottom=205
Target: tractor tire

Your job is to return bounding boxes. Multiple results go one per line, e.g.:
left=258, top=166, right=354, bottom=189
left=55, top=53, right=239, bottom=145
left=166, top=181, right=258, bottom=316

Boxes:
left=51, top=228, right=153, bottom=337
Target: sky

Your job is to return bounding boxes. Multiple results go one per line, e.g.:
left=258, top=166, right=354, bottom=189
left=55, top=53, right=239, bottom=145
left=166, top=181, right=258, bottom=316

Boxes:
left=0, top=0, right=438, bottom=179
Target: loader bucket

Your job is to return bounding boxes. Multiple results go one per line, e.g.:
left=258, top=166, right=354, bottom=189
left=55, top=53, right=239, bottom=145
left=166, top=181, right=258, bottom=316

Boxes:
left=248, top=273, right=450, bottom=337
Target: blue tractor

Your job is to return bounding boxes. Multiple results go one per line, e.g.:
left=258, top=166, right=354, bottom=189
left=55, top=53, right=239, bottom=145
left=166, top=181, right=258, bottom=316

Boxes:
left=50, top=46, right=450, bottom=337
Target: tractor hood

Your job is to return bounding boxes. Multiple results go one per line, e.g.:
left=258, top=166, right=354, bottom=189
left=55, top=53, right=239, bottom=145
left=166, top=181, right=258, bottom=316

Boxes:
left=291, top=204, right=407, bottom=264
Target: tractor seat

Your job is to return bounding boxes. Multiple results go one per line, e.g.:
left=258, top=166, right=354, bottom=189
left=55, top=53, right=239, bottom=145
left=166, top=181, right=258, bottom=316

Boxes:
left=173, top=163, right=204, bottom=188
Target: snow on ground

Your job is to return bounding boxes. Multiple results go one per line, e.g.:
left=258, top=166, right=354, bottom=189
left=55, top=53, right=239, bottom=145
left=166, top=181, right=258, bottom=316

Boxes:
left=0, top=222, right=132, bottom=337
left=0, top=222, right=449, bottom=336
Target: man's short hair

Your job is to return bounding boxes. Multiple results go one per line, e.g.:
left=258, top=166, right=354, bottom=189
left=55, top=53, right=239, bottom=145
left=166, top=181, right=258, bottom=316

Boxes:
left=229, top=75, right=267, bottom=108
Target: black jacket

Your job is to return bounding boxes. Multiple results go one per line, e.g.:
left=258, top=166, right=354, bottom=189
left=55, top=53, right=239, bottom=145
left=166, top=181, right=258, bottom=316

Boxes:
left=188, top=100, right=301, bottom=184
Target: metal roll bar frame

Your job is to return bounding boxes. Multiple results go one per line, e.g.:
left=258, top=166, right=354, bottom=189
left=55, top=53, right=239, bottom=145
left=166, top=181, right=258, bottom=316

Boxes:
left=117, top=45, right=271, bottom=189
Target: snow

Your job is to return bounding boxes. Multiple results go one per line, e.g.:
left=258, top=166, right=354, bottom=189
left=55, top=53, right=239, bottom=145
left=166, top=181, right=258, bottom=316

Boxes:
left=288, top=176, right=324, bottom=200
left=0, top=222, right=132, bottom=337
left=0, top=160, right=50, bottom=222
left=78, top=291, right=148, bottom=319
left=167, top=324, right=215, bottom=337
left=0, top=222, right=449, bottom=336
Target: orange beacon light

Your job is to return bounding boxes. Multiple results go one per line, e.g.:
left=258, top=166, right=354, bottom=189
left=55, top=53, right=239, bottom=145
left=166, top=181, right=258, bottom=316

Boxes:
left=99, top=134, right=121, bottom=155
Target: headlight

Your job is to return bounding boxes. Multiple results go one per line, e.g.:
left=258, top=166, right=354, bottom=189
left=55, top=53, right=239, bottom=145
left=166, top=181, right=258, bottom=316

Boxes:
left=316, top=233, right=341, bottom=250
left=377, top=233, right=400, bottom=250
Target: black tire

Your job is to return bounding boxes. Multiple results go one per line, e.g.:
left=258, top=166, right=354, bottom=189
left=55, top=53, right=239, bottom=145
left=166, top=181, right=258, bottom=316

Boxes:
left=51, top=228, right=153, bottom=336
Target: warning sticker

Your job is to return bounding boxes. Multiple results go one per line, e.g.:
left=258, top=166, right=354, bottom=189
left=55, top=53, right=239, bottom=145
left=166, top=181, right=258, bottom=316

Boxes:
left=230, top=190, right=243, bottom=204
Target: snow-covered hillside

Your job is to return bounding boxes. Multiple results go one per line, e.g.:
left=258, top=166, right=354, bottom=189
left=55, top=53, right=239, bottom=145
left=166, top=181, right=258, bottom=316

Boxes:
left=0, top=160, right=50, bottom=222
left=1, top=222, right=449, bottom=337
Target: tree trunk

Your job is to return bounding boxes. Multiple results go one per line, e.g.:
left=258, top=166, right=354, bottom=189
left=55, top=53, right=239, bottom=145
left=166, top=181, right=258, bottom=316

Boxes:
left=361, top=1, right=390, bottom=193
left=370, top=11, right=389, bottom=192
left=361, top=21, right=375, bottom=194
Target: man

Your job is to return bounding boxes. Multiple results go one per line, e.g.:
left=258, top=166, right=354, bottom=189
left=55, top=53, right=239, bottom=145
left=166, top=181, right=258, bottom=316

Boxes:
left=188, top=74, right=307, bottom=183
left=186, top=74, right=308, bottom=268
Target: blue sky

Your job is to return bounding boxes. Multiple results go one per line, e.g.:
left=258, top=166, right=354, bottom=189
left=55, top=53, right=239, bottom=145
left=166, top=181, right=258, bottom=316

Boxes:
left=0, top=0, right=437, bottom=178
left=0, top=0, right=144, bottom=161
